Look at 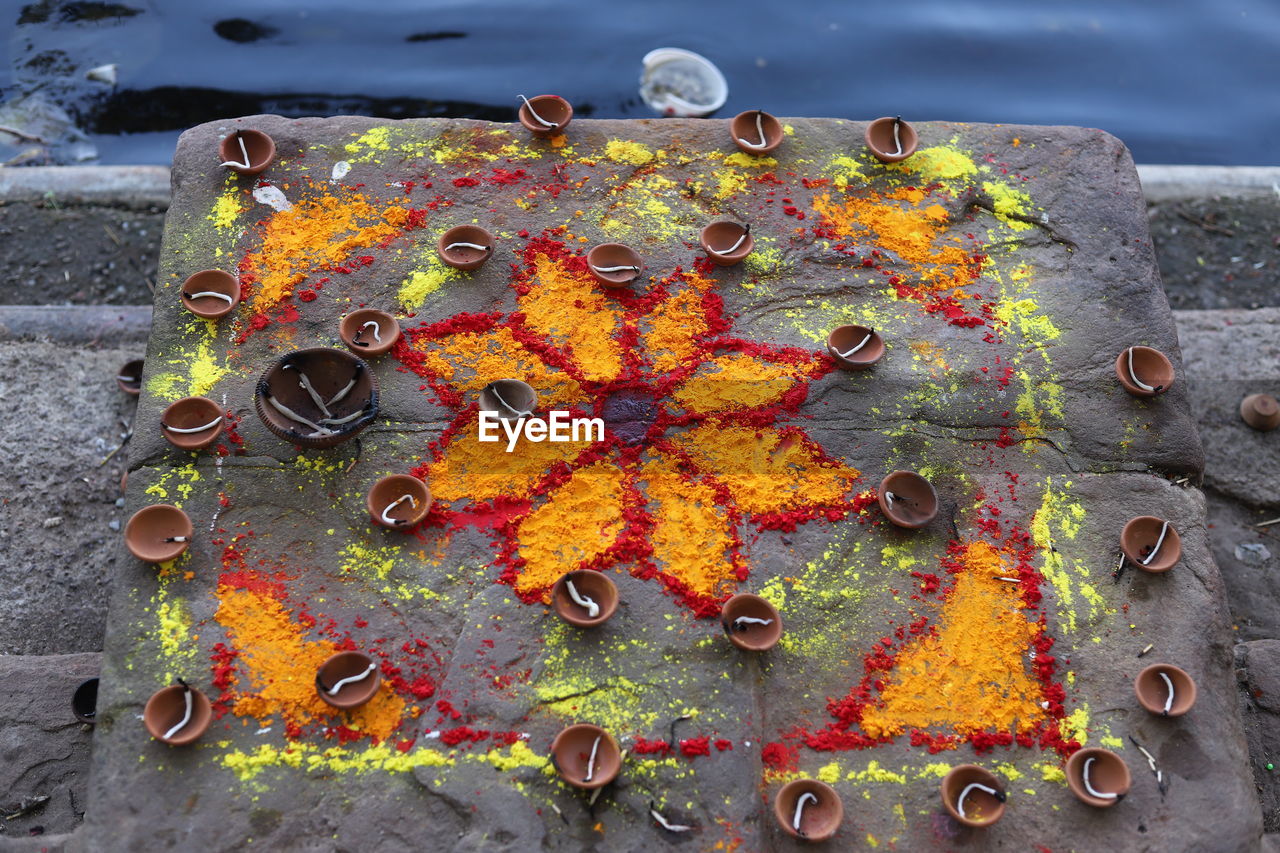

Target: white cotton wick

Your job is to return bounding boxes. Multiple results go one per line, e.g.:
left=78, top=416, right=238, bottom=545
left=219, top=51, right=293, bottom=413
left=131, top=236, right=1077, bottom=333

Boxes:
left=266, top=394, right=333, bottom=435
left=792, top=792, right=817, bottom=831
left=1082, top=757, right=1117, bottom=800
left=220, top=133, right=252, bottom=169
left=717, top=225, right=750, bottom=256
left=163, top=416, right=222, bottom=434
left=734, top=616, right=773, bottom=628
left=584, top=735, right=602, bottom=782
left=164, top=536, right=188, bottom=543
left=1159, top=671, right=1176, bottom=714
left=183, top=290, right=235, bottom=305
left=738, top=111, right=768, bottom=149
left=381, top=494, right=418, bottom=526
left=890, top=116, right=903, bottom=157
left=445, top=241, right=491, bottom=253
left=1127, top=347, right=1157, bottom=392
left=884, top=490, right=897, bottom=506
left=361, top=321, right=382, bottom=344
left=957, top=782, right=999, bottom=820
left=591, top=264, right=640, bottom=274
left=327, top=375, right=358, bottom=408
left=327, top=663, right=377, bottom=696
left=649, top=804, right=693, bottom=833
left=490, top=386, right=533, bottom=418
left=565, top=579, right=600, bottom=618
left=519, top=95, right=559, bottom=129
left=284, top=365, right=332, bottom=417
left=1141, top=521, right=1170, bottom=566
left=162, top=687, right=194, bottom=740
left=834, top=332, right=873, bottom=359
left=116, top=374, right=138, bottom=382
left=319, top=408, right=368, bottom=426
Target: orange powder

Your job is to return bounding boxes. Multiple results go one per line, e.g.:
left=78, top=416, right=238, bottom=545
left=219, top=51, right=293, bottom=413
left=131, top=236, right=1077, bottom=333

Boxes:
left=416, top=326, right=588, bottom=407
left=216, top=586, right=405, bottom=741
left=641, top=270, right=716, bottom=373
left=427, top=417, right=587, bottom=503
left=859, top=542, right=1045, bottom=738
left=643, top=455, right=738, bottom=599
left=673, top=353, right=814, bottom=414
left=519, top=255, right=623, bottom=382
left=515, top=461, right=626, bottom=594
left=671, top=422, right=859, bottom=515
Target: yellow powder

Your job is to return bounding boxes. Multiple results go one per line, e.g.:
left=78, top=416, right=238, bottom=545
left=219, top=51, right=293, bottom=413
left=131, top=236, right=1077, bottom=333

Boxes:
left=673, top=352, right=814, bottom=414
left=643, top=455, right=737, bottom=599
left=427, top=416, right=586, bottom=503
left=604, top=139, right=656, bottom=166
left=514, top=462, right=626, bottom=594
left=520, top=254, right=623, bottom=382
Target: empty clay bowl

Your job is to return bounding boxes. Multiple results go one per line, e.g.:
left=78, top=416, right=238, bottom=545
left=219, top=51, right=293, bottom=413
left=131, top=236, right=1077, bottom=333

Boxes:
left=518, top=95, right=573, bottom=138
left=143, top=683, right=213, bottom=745
left=551, top=570, right=619, bottom=628
left=878, top=471, right=939, bottom=529
left=72, top=677, right=99, bottom=725
left=700, top=221, right=754, bottom=266
left=1134, top=663, right=1196, bottom=717
left=160, top=396, right=225, bottom=451
left=730, top=110, right=784, bottom=155
left=551, top=724, right=621, bottom=789
left=721, top=593, right=782, bottom=651
left=1115, top=346, right=1174, bottom=397
left=941, top=764, right=1006, bottom=827
left=1065, top=747, right=1131, bottom=807
left=340, top=309, right=400, bottom=357
left=117, top=358, right=144, bottom=396
left=827, top=325, right=885, bottom=370
left=367, top=474, right=432, bottom=529
left=316, top=651, right=382, bottom=710
left=1241, top=393, right=1280, bottom=431
left=218, top=128, right=275, bottom=176
left=478, top=378, right=538, bottom=421
left=774, top=778, right=843, bottom=842
left=255, top=348, right=378, bottom=449
left=865, top=116, right=919, bottom=163
left=1119, top=516, right=1182, bottom=573
left=437, top=225, right=496, bottom=271
left=180, top=269, right=240, bottom=320
left=124, top=504, right=193, bottom=563
left=586, top=244, right=643, bottom=287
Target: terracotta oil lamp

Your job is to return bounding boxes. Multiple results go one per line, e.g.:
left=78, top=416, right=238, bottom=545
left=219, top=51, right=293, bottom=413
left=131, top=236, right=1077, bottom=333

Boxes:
left=478, top=379, right=538, bottom=421
left=367, top=474, right=431, bottom=529
left=700, top=221, right=754, bottom=266
left=124, top=504, right=193, bottom=563
left=865, top=116, right=919, bottom=163
left=160, top=396, right=225, bottom=451
left=586, top=244, right=643, bottom=287
left=116, top=358, right=144, bottom=396
left=1240, top=393, right=1280, bottom=431
left=1120, top=516, right=1182, bottom=573
left=437, top=225, right=495, bottom=271
left=1134, top=663, right=1196, bottom=717
left=143, top=681, right=212, bottom=745
left=551, top=570, right=619, bottom=628
left=827, top=324, right=885, bottom=370
left=254, top=348, right=378, bottom=449
left=774, top=778, right=843, bottom=842
left=1115, top=346, right=1174, bottom=397
left=315, top=651, right=381, bottom=710
left=72, top=677, right=99, bottom=725
left=941, top=764, right=1006, bottom=827
left=218, top=128, right=275, bottom=176
left=1065, top=747, right=1131, bottom=807
left=551, top=723, right=621, bottom=789
left=180, top=269, right=240, bottom=320
left=518, top=95, right=572, bottom=138
left=877, top=471, right=939, bottom=528
left=339, top=309, right=400, bottom=358
left=720, top=593, right=782, bottom=651
left=730, top=110, right=783, bottom=155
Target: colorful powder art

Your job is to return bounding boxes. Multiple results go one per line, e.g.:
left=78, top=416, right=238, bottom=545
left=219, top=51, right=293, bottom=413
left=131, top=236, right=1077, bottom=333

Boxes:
left=122, top=116, right=1160, bottom=848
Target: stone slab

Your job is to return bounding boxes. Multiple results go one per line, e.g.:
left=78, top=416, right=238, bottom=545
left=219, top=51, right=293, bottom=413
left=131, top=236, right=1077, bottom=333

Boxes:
left=85, top=114, right=1260, bottom=851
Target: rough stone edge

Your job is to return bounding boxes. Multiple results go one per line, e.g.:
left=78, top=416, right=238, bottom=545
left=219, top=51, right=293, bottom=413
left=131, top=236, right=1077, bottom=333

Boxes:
left=1137, top=165, right=1280, bottom=202
left=0, top=305, right=152, bottom=343
left=0, top=166, right=170, bottom=208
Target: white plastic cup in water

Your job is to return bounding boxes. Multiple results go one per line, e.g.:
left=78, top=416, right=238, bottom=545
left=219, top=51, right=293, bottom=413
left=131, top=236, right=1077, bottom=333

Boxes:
left=639, top=48, right=728, bottom=117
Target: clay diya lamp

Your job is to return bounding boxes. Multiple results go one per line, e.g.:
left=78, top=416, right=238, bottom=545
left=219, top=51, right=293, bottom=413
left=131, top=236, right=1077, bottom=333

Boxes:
left=730, top=109, right=783, bottom=155
left=1134, top=663, right=1196, bottom=717
left=721, top=593, right=782, bottom=651
left=315, top=651, right=381, bottom=710
left=339, top=308, right=400, bottom=357
left=941, top=764, right=1006, bottom=827
left=877, top=471, right=939, bottom=528
left=699, top=221, right=754, bottom=266
left=865, top=116, right=919, bottom=163
left=255, top=348, right=378, bottom=449
left=551, top=570, right=619, bottom=628
left=827, top=324, right=885, bottom=371
left=774, top=778, right=843, bottom=842
left=124, top=504, right=193, bottom=562
left=143, top=681, right=212, bottom=745
left=367, top=474, right=431, bottom=529
left=586, top=243, right=643, bottom=287
left=478, top=378, right=538, bottom=421
left=116, top=358, right=144, bottom=396
left=1241, top=393, right=1280, bottom=431
left=160, top=396, right=225, bottom=451
left=1115, top=346, right=1174, bottom=397
left=180, top=269, right=240, bottom=320
left=551, top=723, right=622, bottom=789
left=218, top=128, right=275, bottom=176
left=72, top=677, right=99, bottom=725
left=1065, top=747, right=1131, bottom=807
left=437, top=225, right=496, bottom=271
left=1119, top=515, right=1182, bottom=573
left=518, top=94, right=573, bottom=138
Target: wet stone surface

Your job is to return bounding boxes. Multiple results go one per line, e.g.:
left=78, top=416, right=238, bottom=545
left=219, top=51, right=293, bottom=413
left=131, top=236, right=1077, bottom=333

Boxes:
left=85, top=115, right=1260, bottom=851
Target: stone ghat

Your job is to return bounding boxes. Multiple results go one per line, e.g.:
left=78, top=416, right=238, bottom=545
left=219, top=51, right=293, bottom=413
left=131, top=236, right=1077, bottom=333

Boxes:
left=81, top=114, right=1259, bottom=851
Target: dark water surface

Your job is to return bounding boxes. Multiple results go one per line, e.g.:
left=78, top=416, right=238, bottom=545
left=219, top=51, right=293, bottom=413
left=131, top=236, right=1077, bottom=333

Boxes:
left=4, top=0, right=1279, bottom=165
